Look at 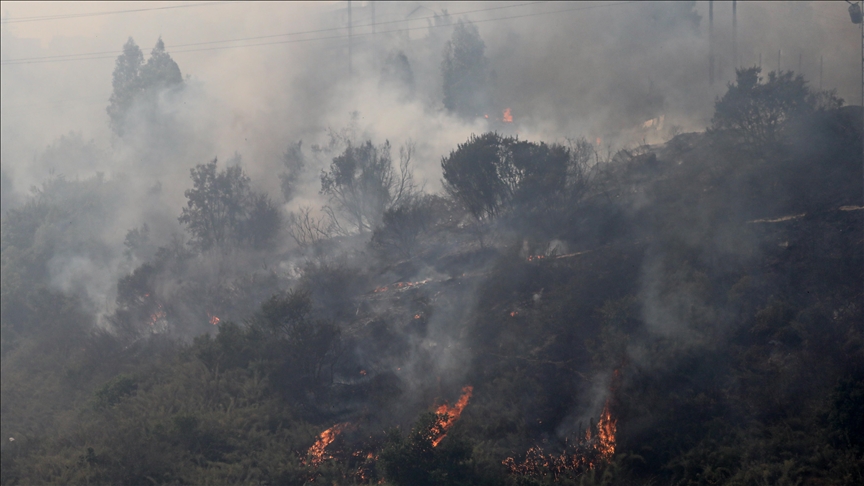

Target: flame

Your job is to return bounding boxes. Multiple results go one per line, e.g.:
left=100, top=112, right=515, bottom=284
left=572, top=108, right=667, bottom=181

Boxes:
left=503, top=399, right=617, bottom=478
left=596, top=137, right=602, bottom=146
left=431, top=385, right=474, bottom=447
left=527, top=255, right=545, bottom=262
left=149, top=303, right=166, bottom=326
left=484, top=114, right=489, bottom=119
left=502, top=108, right=513, bottom=123
left=207, top=312, right=220, bottom=326
left=595, top=399, right=617, bottom=458
left=372, top=279, right=431, bottom=294
left=305, top=422, right=349, bottom=467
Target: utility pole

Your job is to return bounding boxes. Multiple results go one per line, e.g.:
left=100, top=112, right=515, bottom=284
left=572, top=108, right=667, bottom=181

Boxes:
left=777, top=49, right=781, bottom=72
left=371, top=1, right=375, bottom=34
left=732, top=0, right=737, bottom=70
left=709, top=0, right=714, bottom=85
left=846, top=1, right=863, bottom=163
left=348, top=0, right=352, bottom=79
left=850, top=1, right=864, bottom=106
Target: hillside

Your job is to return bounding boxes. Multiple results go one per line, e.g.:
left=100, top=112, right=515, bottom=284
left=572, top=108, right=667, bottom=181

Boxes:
left=1, top=79, right=862, bottom=485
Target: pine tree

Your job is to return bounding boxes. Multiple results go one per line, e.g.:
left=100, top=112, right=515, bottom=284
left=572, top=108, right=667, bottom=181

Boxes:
left=139, top=37, right=183, bottom=93
left=107, top=38, right=144, bottom=137
left=107, top=37, right=184, bottom=138
left=441, top=20, right=491, bottom=119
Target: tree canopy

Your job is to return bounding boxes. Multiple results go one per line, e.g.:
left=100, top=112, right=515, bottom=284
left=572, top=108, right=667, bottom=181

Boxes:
left=320, top=140, right=416, bottom=234
left=107, top=37, right=183, bottom=137
left=709, top=67, right=843, bottom=154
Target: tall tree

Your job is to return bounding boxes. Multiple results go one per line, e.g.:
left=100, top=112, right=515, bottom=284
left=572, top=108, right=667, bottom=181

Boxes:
left=139, top=37, right=183, bottom=94
left=441, top=20, right=491, bottom=119
left=107, top=38, right=144, bottom=137
left=107, top=37, right=183, bottom=138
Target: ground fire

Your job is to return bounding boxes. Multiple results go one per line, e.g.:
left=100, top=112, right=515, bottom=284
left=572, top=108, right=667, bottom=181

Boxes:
left=503, top=398, right=617, bottom=479
left=431, top=385, right=474, bottom=447
left=305, top=422, right=349, bottom=467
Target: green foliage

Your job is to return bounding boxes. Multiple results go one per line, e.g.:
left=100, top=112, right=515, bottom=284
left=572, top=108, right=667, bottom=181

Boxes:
left=709, top=67, right=842, bottom=154
left=371, top=195, right=439, bottom=260
left=179, top=158, right=251, bottom=250
left=179, top=157, right=281, bottom=251
left=379, top=413, right=475, bottom=486
left=94, top=374, right=138, bottom=408
left=320, top=140, right=416, bottom=234
left=441, top=133, right=594, bottom=225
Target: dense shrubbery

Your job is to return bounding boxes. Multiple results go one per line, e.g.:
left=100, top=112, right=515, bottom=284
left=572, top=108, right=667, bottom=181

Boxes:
left=2, top=69, right=862, bottom=485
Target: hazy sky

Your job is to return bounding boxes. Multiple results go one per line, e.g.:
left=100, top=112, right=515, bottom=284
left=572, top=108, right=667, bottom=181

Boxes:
left=2, top=1, right=860, bottom=196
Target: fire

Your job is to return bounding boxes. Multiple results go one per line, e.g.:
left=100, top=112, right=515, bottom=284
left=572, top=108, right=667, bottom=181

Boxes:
left=527, top=254, right=545, bottom=262
left=503, top=399, right=617, bottom=479
left=502, top=108, right=513, bottom=123
left=484, top=114, right=489, bottom=119
left=596, top=137, right=602, bottom=146
left=305, top=422, right=349, bottom=467
left=149, top=303, right=166, bottom=326
left=372, top=279, right=431, bottom=294
left=207, top=312, right=220, bottom=326
left=431, top=385, right=474, bottom=447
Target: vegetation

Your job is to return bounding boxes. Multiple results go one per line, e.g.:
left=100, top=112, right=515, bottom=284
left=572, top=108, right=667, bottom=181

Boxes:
left=2, top=56, right=862, bottom=486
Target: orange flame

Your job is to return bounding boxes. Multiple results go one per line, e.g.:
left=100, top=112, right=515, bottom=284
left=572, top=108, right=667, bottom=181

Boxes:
left=207, top=312, right=220, bottom=326
left=503, top=399, right=617, bottom=478
left=305, top=422, right=349, bottom=467
left=502, top=108, right=513, bottom=123
left=431, top=385, right=473, bottom=447
left=596, top=137, right=602, bottom=146
left=149, top=303, right=166, bottom=326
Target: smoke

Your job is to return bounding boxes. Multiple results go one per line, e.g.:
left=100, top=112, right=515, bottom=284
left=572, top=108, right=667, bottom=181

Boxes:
left=1, top=0, right=860, bottom=444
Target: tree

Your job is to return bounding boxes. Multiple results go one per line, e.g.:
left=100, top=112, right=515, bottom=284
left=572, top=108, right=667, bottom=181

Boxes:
left=107, top=38, right=145, bottom=137
left=279, top=141, right=305, bottom=203
left=107, top=37, right=184, bottom=137
left=380, top=50, right=416, bottom=100
left=138, top=37, right=182, bottom=93
left=179, top=158, right=251, bottom=250
left=320, top=140, right=416, bottom=234
left=709, top=67, right=843, bottom=154
left=370, top=195, right=440, bottom=260
left=240, top=193, right=282, bottom=250
left=253, top=290, right=341, bottom=395
left=442, top=20, right=491, bottom=118
left=379, top=412, right=474, bottom=486
left=286, top=206, right=330, bottom=250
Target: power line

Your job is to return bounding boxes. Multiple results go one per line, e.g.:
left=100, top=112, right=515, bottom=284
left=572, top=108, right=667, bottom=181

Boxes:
left=1, top=1, right=637, bottom=66
left=0, top=2, right=237, bottom=24
left=1, top=1, right=546, bottom=64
